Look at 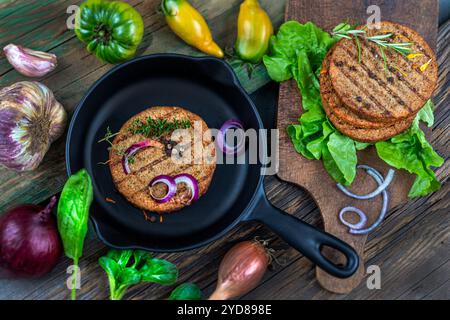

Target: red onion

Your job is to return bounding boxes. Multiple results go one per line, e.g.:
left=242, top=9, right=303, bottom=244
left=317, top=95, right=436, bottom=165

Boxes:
left=337, top=167, right=395, bottom=199
left=338, top=166, right=390, bottom=235
left=174, top=173, right=199, bottom=204
left=216, top=119, right=245, bottom=155
left=348, top=168, right=389, bottom=235
left=0, top=196, right=62, bottom=278
left=122, top=140, right=164, bottom=174
left=209, top=240, right=270, bottom=300
left=149, top=175, right=177, bottom=203
left=339, top=207, right=368, bottom=230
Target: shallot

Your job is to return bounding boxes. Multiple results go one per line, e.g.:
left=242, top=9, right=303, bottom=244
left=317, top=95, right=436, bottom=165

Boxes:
left=209, top=240, right=270, bottom=300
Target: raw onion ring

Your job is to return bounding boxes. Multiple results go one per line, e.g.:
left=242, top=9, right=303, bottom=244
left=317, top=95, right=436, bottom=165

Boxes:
left=122, top=140, right=163, bottom=174
left=149, top=175, right=177, bottom=203
left=337, top=166, right=395, bottom=199
left=338, top=166, right=391, bottom=235
left=174, top=173, right=199, bottom=204
left=216, top=119, right=245, bottom=155
left=339, top=207, right=368, bottom=230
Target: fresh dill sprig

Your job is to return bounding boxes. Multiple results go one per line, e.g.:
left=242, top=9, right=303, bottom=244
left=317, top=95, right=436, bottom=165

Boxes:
left=331, top=23, right=413, bottom=69
left=128, top=117, right=191, bottom=138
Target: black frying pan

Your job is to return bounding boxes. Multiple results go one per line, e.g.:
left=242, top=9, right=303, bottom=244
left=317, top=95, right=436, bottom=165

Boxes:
left=66, top=54, right=358, bottom=278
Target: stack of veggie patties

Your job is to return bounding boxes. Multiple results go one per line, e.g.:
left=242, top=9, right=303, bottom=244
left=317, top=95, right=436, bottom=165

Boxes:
left=320, top=21, right=437, bottom=143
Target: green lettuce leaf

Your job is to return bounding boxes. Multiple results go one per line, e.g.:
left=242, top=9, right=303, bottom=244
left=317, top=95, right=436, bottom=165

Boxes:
left=375, top=101, right=443, bottom=197
left=264, top=21, right=443, bottom=197
left=265, top=21, right=358, bottom=185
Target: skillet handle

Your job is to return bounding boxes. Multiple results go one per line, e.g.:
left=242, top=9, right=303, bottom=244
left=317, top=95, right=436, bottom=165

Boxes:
left=247, top=193, right=359, bottom=278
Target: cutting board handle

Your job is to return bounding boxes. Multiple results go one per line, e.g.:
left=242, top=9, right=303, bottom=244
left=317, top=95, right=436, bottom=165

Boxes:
left=246, top=189, right=359, bottom=278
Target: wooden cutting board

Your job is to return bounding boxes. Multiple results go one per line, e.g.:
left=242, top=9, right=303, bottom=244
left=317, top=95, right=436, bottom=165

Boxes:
left=277, top=0, right=438, bottom=293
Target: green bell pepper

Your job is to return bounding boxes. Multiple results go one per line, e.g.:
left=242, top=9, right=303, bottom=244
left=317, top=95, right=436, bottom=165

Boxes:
left=75, top=0, right=144, bottom=64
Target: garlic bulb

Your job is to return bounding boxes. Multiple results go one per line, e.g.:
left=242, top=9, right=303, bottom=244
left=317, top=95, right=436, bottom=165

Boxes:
left=3, top=44, right=57, bottom=77
left=0, top=82, right=67, bottom=171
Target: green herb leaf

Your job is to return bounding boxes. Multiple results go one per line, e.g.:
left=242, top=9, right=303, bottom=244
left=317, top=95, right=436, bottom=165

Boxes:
left=169, top=283, right=202, bottom=300
left=57, top=169, right=93, bottom=300
left=99, top=256, right=120, bottom=279
left=99, top=249, right=179, bottom=300
left=99, top=256, right=120, bottom=299
left=129, top=117, right=191, bottom=139
left=140, top=258, right=178, bottom=285
left=118, top=268, right=142, bottom=287
left=57, top=169, right=93, bottom=261
left=107, top=249, right=133, bottom=268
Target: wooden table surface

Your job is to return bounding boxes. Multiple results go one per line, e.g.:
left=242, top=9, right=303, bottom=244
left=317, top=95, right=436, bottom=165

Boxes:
left=0, top=0, right=448, bottom=300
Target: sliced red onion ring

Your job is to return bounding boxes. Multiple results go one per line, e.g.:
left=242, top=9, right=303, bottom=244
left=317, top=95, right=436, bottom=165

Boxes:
left=122, top=140, right=163, bottom=174
left=349, top=169, right=389, bottom=235
left=149, top=175, right=177, bottom=203
left=337, top=166, right=395, bottom=199
left=216, top=119, right=245, bottom=155
left=174, top=173, right=199, bottom=204
left=339, top=207, right=368, bottom=230
left=338, top=165, right=390, bottom=235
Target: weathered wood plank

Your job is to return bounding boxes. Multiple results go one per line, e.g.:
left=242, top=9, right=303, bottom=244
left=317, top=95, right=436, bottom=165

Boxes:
left=0, top=0, right=286, bottom=213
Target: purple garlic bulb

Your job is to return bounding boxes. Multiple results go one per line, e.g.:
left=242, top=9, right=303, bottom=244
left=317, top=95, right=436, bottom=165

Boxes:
left=0, top=81, right=67, bottom=171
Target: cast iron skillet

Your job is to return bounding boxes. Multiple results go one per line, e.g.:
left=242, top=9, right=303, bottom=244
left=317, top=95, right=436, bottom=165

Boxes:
left=66, top=54, right=358, bottom=278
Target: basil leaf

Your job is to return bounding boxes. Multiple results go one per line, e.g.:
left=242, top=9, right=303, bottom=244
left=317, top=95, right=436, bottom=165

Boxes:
left=169, top=283, right=202, bottom=300
left=140, top=258, right=178, bottom=285
left=57, top=169, right=93, bottom=261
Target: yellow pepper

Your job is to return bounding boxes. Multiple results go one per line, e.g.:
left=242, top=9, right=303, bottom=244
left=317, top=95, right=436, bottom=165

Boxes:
left=161, top=0, right=224, bottom=58
left=235, top=0, right=273, bottom=63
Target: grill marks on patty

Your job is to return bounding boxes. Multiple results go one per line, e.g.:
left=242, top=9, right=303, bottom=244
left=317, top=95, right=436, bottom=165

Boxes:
left=339, top=44, right=412, bottom=114
left=318, top=21, right=437, bottom=143
left=109, top=106, right=216, bottom=213
left=329, top=21, right=438, bottom=122
left=320, top=51, right=396, bottom=129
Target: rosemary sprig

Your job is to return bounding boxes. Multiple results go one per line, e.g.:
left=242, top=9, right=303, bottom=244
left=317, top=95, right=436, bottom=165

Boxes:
left=128, top=117, right=191, bottom=138
left=331, top=23, right=413, bottom=69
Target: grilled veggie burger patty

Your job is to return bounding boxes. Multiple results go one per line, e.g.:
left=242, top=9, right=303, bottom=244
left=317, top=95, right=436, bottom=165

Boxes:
left=109, top=106, right=216, bottom=213
left=320, top=46, right=415, bottom=142
left=329, top=21, right=437, bottom=122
